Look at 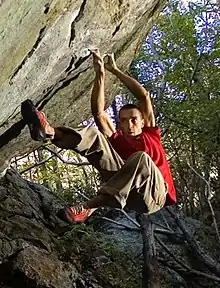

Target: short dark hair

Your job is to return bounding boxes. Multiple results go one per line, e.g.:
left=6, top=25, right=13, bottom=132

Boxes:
left=119, top=104, right=143, bottom=118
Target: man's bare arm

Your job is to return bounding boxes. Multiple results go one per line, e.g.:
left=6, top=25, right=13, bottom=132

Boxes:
left=91, top=50, right=115, bottom=138
left=104, top=54, right=155, bottom=127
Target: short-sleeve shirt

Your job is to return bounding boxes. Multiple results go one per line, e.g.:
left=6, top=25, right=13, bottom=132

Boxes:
left=109, top=126, right=176, bottom=206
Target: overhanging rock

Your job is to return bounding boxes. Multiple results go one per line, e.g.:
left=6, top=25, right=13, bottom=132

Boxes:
left=0, top=0, right=165, bottom=172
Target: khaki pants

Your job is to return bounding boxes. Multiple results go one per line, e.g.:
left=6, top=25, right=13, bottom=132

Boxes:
left=52, top=125, right=167, bottom=214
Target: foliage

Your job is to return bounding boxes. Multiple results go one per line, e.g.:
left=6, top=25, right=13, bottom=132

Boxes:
left=11, top=146, right=100, bottom=203
left=131, top=0, right=220, bottom=217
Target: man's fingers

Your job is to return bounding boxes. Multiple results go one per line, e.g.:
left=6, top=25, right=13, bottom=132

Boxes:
left=103, top=53, right=115, bottom=63
left=108, top=53, right=115, bottom=62
left=90, top=48, right=100, bottom=57
left=103, top=54, right=109, bottom=64
left=91, top=50, right=103, bottom=62
left=89, top=48, right=116, bottom=65
left=90, top=48, right=99, bottom=54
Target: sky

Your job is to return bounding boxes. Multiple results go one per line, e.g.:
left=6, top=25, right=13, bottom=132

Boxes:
left=178, top=0, right=219, bottom=9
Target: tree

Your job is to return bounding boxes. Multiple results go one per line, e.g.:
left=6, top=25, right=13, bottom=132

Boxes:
left=131, top=0, right=220, bottom=218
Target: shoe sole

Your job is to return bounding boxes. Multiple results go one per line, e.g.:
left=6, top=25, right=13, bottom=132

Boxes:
left=21, top=99, right=46, bottom=141
left=56, top=208, right=91, bottom=224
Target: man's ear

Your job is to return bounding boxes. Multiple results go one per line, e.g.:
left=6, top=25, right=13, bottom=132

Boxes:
left=141, top=119, right=145, bottom=128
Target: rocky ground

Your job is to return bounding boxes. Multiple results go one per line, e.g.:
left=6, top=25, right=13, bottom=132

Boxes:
left=0, top=169, right=141, bottom=288
left=0, top=169, right=220, bottom=287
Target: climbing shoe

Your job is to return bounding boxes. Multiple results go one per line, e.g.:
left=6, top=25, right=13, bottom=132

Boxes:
left=57, top=205, right=93, bottom=224
left=21, top=99, right=54, bottom=141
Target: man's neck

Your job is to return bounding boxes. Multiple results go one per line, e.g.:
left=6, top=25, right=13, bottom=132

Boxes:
left=124, top=132, right=143, bottom=140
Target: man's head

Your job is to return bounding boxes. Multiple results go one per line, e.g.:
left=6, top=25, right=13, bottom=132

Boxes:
left=118, top=104, right=144, bottom=138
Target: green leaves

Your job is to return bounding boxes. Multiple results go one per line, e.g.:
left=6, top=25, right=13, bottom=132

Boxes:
left=132, top=0, right=220, bottom=216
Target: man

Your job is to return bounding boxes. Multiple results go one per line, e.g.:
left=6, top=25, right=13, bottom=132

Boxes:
left=21, top=49, right=176, bottom=224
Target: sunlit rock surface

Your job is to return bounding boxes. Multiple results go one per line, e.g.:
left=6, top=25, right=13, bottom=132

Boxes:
left=0, top=0, right=165, bottom=172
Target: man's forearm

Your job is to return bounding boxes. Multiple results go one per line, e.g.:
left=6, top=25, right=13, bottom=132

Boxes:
left=112, top=68, right=148, bottom=101
left=91, top=71, right=105, bottom=116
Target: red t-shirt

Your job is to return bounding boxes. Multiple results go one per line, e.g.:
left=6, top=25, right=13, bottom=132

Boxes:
left=109, top=126, right=176, bottom=206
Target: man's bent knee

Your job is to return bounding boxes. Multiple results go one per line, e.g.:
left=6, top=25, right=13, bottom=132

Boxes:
left=127, top=151, right=152, bottom=164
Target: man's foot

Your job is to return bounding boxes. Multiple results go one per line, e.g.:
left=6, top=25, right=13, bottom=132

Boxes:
left=21, top=99, right=54, bottom=141
left=57, top=205, right=94, bottom=224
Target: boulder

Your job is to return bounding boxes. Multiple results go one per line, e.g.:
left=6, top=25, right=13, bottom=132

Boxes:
left=0, top=169, right=219, bottom=287
left=0, top=0, right=166, bottom=173
left=0, top=169, right=116, bottom=287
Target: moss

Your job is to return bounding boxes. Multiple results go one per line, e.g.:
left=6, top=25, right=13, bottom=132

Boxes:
left=55, top=224, right=142, bottom=287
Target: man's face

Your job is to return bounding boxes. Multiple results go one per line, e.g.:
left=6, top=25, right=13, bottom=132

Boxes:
left=119, top=108, right=144, bottom=138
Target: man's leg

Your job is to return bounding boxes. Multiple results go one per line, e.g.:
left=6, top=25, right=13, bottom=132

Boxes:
left=21, top=100, right=125, bottom=222
left=92, top=151, right=168, bottom=214
left=52, top=125, right=124, bottom=181
left=53, top=125, right=125, bottom=223
left=63, top=151, right=168, bottom=223
left=45, top=124, right=166, bottom=221
left=21, top=99, right=124, bottom=180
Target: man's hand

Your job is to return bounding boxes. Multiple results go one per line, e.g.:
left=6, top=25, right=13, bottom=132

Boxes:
left=104, top=53, right=118, bottom=73
left=91, top=49, right=105, bottom=74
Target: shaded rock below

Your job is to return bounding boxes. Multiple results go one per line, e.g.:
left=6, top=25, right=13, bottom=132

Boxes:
left=1, top=169, right=219, bottom=288
left=1, top=245, right=79, bottom=288
left=0, top=169, right=107, bottom=287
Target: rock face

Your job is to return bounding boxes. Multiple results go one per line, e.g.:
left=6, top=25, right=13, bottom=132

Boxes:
left=0, top=0, right=165, bottom=172
left=0, top=169, right=149, bottom=288
left=1, top=169, right=219, bottom=288
left=0, top=169, right=72, bottom=287
left=0, top=169, right=110, bottom=287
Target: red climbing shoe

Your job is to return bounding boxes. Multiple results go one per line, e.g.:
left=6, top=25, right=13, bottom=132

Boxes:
left=21, top=99, right=54, bottom=141
left=57, top=205, right=93, bottom=224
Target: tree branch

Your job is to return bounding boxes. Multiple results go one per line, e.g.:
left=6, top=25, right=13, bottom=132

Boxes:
left=44, top=147, right=90, bottom=166
left=114, top=208, right=140, bottom=228
left=19, top=147, right=91, bottom=174
left=20, top=152, right=60, bottom=174
left=166, top=207, right=220, bottom=278
left=158, top=256, right=220, bottom=285
left=187, top=163, right=220, bottom=245
left=98, top=216, right=140, bottom=231
left=136, top=213, right=158, bottom=288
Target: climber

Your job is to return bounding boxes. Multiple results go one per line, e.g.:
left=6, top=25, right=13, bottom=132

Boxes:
left=21, top=49, right=176, bottom=224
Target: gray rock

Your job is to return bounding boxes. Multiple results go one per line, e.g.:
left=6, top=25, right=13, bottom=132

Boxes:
left=0, top=0, right=166, bottom=173
left=0, top=169, right=80, bottom=287
left=0, top=169, right=140, bottom=287
left=0, top=186, right=7, bottom=200
left=0, top=169, right=218, bottom=287
left=12, top=245, right=78, bottom=288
